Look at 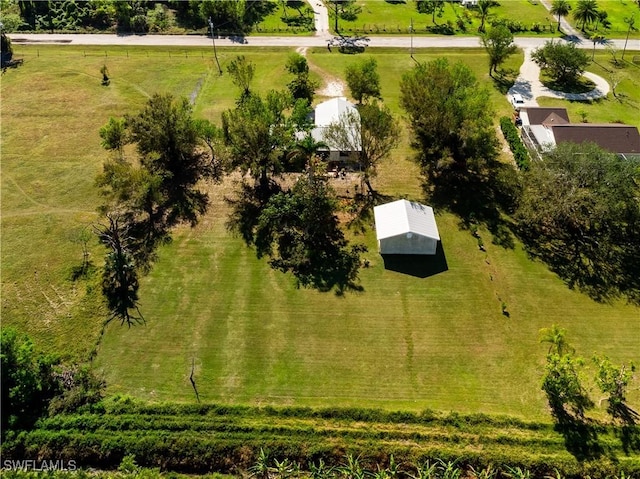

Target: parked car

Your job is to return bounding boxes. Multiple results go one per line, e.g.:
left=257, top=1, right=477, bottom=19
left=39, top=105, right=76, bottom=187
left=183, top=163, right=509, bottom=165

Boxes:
left=510, top=93, right=525, bottom=110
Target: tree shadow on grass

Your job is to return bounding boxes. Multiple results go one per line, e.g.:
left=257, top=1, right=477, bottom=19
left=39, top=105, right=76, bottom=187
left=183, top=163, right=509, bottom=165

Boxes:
left=424, top=162, right=520, bottom=249
left=492, top=68, right=519, bottom=94
left=381, top=242, right=448, bottom=278
left=555, top=418, right=604, bottom=461
left=619, top=425, right=640, bottom=455
left=346, top=191, right=395, bottom=235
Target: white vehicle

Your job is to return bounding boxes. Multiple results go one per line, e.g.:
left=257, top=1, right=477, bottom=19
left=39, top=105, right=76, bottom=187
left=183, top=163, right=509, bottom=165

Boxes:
left=510, top=93, right=525, bottom=110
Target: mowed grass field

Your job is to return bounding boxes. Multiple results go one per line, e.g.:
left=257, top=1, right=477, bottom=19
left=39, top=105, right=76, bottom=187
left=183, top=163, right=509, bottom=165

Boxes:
left=336, top=0, right=558, bottom=36
left=2, top=45, right=639, bottom=420
left=330, top=0, right=640, bottom=38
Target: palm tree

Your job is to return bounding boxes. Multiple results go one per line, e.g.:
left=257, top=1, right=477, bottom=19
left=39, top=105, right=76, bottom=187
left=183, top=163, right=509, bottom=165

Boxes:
left=622, top=14, right=637, bottom=60
left=550, top=0, right=571, bottom=33
left=289, top=134, right=328, bottom=180
left=477, top=0, right=492, bottom=33
left=573, top=0, right=599, bottom=32
left=594, top=9, right=610, bottom=31
left=539, top=325, right=574, bottom=356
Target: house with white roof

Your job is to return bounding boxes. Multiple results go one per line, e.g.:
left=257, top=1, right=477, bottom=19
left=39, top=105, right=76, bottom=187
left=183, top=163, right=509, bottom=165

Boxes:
left=309, top=97, right=361, bottom=163
left=373, top=200, right=440, bottom=255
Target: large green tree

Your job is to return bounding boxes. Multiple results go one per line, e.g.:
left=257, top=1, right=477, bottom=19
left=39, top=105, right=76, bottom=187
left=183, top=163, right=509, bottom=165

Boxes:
left=399, top=57, right=498, bottom=174
left=400, top=57, right=519, bottom=246
left=253, top=174, right=366, bottom=293
left=345, top=58, right=381, bottom=105
left=97, top=93, right=215, bottom=269
left=531, top=40, right=590, bottom=84
left=1, top=328, right=61, bottom=434
left=481, top=25, right=517, bottom=77
left=415, top=0, right=445, bottom=24
left=285, top=52, right=318, bottom=105
left=222, top=90, right=295, bottom=192
left=516, top=142, right=640, bottom=304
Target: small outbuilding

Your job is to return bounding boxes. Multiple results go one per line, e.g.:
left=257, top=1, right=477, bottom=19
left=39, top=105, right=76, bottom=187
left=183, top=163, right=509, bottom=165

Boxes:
left=373, top=200, right=440, bottom=255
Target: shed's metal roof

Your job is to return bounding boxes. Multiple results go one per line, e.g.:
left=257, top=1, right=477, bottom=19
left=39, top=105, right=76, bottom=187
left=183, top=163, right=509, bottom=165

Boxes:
left=373, top=200, right=440, bottom=241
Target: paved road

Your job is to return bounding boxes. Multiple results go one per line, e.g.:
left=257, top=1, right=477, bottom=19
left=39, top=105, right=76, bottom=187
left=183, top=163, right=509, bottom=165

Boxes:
left=8, top=33, right=639, bottom=50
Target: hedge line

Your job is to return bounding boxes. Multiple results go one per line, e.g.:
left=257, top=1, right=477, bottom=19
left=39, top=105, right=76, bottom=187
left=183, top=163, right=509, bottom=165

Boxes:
left=3, top=400, right=640, bottom=477
left=1, top=429, right=604, bottom=476
left=84, top=398, right=549, bottom=430
left=500, top=116, right=530, bottom=170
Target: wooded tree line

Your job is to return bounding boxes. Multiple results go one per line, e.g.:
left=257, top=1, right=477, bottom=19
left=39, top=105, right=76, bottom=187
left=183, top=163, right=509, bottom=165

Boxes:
left=398, top=56, right=640, bottom=304
left=3, top=0, right=280, bottom=33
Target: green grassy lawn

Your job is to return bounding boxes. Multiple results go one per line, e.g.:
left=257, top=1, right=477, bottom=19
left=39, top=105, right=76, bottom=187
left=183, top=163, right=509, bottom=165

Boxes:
left=254, top=0, right=316, bottom=34
left=2, top=45, right=639, bottom=421
left=564, top=0, right=640, bottom=39
left=334, top=0, right=558, bottom=35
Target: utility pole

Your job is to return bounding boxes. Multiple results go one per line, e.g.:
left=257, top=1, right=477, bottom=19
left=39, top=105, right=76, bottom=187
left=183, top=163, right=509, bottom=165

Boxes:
left=208, top=17, right=222, bottom=76
left=410, top=18, right=414, bottom=59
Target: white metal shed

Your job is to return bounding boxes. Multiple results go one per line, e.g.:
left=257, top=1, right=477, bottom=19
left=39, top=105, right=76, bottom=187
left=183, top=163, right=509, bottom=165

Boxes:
left=373, top=200, right=440, bottom=255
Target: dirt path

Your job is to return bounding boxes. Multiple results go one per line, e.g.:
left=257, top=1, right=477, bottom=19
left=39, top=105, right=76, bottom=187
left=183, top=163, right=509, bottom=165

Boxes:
left=296, top=46, right=346, bottom=98
left=305, top=0, right=331, bottom=38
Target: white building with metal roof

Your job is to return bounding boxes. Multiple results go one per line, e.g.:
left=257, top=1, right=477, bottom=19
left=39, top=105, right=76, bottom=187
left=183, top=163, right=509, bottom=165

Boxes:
left=373, top=200, right=440, bottom=255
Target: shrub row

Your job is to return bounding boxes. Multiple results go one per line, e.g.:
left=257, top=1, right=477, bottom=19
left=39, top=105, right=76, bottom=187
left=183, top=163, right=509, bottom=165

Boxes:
left=32, top=413, right=567, bottom=453
left=500, top=116, right=530, bottom=170
left=3, top=427, right=640, bottom=478
left=4, top=399, right=640, bottom=478
left=94, top=397, right=547, bottom=430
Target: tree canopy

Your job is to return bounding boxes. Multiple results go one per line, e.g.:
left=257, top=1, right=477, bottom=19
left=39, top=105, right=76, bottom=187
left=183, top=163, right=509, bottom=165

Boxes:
left=574, top=0, right=600, bottom=31
left=286, top=53, right=318, bottom=105
left=253, top=174, right=366, bottom=294
left=516, top=142, right=640, bottom=304
left=482, top=25, right=517, bottom=77
left=399, top=57, right=498, bottom=174
left=531, top=41, right=590, bottom=84
left=96, top=93, right=216, bottom=322
left=345, top=58, right=381, bottom=104
left=222, top=89, right=297, bottom=192
left=400, top=57, right=518, bottom=246
left=1, top=328, right=61, bottom=434
left=550, top=0, right=571, bottom=32
left=416, top=0, right=445, bottom=24
left=227, top=55, right=256, bottom=100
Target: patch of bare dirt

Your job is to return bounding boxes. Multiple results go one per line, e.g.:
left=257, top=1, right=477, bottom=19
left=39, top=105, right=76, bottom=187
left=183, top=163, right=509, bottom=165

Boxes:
left=296, top=46, right=346, bottom=98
